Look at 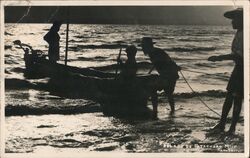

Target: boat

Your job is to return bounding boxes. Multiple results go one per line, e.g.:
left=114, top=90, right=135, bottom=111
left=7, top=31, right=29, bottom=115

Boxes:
left=15, top=40, right=164, bottom=118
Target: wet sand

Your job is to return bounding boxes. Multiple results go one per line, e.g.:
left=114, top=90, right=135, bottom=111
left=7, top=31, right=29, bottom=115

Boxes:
left=5, top=93, right=244, bottom=153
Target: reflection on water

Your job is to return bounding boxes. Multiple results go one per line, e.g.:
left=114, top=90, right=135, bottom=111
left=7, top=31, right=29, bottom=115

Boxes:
left=5, top=96, right=244, bottom=153
left=191, top=132, right=206, bottom=141
left=4, top=24, right=244, bottom=153
left=5, top=24, right=235, bottom=93
left=28, top=90, right=40, bottom=102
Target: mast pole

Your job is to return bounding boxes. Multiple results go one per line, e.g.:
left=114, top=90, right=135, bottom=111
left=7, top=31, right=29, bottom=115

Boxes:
left=65, top=7, right=69, bottom=66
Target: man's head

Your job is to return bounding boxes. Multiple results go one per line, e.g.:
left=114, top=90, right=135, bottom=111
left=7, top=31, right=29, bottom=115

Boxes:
left=51, top=20, right=63, bottom=32
left=125, top=45, right=137, bottom=58
left=224, top=8, right=243, bottom=30
left=141, top=37, right=155, bottom=55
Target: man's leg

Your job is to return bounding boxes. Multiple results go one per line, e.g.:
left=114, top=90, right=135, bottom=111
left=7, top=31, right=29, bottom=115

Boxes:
left=151, top=90, right=158, bottom=119
left=167, top=93, right=175, bottom=113
left=213, top=92, right=234, bottom=131
left=164, top=79, right=176, bottom=114
left=227, top=95, right=243, bottom=134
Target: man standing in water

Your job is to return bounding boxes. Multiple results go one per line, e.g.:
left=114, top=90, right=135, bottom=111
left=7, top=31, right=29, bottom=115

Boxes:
left=208, top=8, right=243, bottom=135
left=141, top=37, right=180, bottom=118
left=118, top=45, right=159, bottom=119
left=117, top=45, right=138, bottom=81
left=44, top=21, right=62, bottom=63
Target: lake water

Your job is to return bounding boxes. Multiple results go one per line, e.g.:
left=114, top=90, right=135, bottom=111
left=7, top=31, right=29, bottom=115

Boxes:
left=4, top=24, right=244, bottom=153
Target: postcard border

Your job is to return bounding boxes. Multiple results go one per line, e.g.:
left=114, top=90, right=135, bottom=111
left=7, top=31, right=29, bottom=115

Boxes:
left=1, top=1, right=249, bottom=158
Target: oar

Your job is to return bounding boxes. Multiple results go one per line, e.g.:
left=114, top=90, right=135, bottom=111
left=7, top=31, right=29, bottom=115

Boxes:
left=115, top=47, right=122, bottom=76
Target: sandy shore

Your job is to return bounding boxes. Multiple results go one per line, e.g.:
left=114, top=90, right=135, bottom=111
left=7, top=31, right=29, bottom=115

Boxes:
left=5, top=94, right=244, bottom=153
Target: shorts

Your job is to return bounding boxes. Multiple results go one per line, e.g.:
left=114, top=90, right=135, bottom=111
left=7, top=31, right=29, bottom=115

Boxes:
left=227, top=65, right=244, bottom=97
left=159, top=76, right=177, bottom=95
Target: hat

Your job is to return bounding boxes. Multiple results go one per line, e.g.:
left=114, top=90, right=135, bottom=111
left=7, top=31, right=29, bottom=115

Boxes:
left=224, top=8, right=243, bottom=19
left=141, top=37, right=156, bottom=45
left=53, top=20, right=63, bottom=27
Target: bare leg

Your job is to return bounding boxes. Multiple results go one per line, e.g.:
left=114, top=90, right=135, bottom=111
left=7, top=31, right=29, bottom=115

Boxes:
left=164, top=80, right=176, bottom=114
left=213, top=92, right=233, bottom=131
left=167, top=93, right=175, bottom=114
left=227, top=95, right=243, bottom=134
left=151, top=90, right=158, bottom=119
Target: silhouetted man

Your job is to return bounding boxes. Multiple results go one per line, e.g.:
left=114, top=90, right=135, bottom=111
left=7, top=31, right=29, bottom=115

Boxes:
left=117, top=45, right=138, bottom=81
left=141, top=37, right=180, bottom=118
left=208, top=8, right=243, bottom=135
left=44, top=21, right=62, bottom=63
left=117, top=45, right=160, bottom=119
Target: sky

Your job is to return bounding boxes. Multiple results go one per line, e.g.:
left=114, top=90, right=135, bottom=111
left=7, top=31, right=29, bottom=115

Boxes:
left=5, top=6, right=234, bottom=25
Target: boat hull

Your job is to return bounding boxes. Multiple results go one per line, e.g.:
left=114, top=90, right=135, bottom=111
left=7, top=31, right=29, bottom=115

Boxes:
left=24, top=54, right=162, bottom=118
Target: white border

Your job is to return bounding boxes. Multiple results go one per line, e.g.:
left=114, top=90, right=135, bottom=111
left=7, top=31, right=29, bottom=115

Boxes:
left=0, top=1, right=5, bottom=158
left=243, top=3, right=250, bottom=158
left=1, top=1, right=249, bottom=158
left=0, top=0, right=249, bottom=6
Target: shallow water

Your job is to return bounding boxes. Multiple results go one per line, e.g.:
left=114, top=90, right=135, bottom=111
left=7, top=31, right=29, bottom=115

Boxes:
left=5, top=96, right=244, bottom=153
left=4, top=24, right=244, bottom=153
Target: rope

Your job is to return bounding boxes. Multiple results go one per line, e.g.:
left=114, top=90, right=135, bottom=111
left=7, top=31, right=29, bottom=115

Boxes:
left=179, top=70, right=221, bottom=117
left=181, top=68, right=207, bottom=74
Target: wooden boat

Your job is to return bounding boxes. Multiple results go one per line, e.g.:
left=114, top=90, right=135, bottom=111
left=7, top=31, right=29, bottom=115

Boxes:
left=16, top=41, right=163, bottom=118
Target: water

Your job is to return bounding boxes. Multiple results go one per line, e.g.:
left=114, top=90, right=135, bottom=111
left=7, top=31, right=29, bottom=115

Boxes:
left=5, top=24, right=235, bottom=84
left=4, top=24, right=244, bottom=153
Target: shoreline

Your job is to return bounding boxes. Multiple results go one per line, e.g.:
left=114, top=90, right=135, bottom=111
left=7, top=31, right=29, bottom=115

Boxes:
left=5, top=95, right=244, bottom=153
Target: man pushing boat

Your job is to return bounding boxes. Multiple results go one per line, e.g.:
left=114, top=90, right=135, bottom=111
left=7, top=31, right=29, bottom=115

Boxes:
left=141, top=37, right=181, bottom=118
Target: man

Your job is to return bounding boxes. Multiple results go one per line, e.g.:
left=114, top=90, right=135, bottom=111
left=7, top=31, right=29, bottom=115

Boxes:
left=117, top=45, right=138, bottom=81
left=115, top=45, right=156, bottom=119
left=44, top=21, right=62, bottom=63
left=208, top=8, right=243, bottom=135
left=141, top=37, right=180, bottom=118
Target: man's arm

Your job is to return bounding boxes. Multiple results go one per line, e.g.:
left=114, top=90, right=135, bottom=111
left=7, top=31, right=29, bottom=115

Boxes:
left=208, top=54, right=242, bottom=63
